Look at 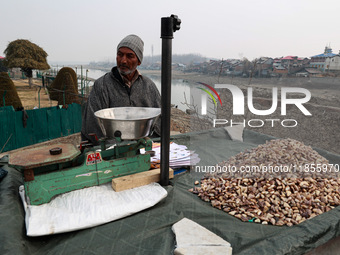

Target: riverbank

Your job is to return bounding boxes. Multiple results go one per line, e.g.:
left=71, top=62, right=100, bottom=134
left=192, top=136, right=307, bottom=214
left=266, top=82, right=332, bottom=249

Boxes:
left=143, top=69, right=340, bottom=108
left=7, top=70, right=340, bottom=155
left=143, top=69, right=340, bottom=154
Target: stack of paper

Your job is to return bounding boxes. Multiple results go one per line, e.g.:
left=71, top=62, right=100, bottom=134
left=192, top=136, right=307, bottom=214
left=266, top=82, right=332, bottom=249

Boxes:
left=141, top=142, right=200, bottom=168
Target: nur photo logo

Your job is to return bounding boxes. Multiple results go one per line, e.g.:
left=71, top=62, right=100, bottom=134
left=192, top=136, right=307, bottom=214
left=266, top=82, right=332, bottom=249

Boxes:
left=196, top=83, right=312, bottom=128
left=197, top=82, right=222, bottom=115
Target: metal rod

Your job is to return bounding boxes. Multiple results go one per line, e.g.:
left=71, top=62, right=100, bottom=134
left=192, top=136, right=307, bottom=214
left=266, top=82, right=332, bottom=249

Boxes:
left=160, top=15, right=180, bottom=186
left=63, top=91, right=65, bottom=106
left=160, top=30, right=172, bottom=186
left=3, top=90, right=6, bottom=107
left=81, top=65, right=83, bottom=97
left=38, top=87, right=41, bottom=108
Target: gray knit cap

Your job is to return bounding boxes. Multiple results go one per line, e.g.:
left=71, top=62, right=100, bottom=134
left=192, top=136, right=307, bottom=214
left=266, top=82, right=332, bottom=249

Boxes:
left=117, top=34, right=144, bottom=63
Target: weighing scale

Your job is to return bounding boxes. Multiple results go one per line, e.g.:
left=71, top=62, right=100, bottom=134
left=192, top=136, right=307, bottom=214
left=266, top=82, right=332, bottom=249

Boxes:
left=9, top=107, right=160, bottom=205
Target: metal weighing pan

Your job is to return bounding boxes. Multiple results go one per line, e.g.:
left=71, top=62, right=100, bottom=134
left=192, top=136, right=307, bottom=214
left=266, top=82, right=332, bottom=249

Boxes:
left=94, top=107, right=161, bottom=140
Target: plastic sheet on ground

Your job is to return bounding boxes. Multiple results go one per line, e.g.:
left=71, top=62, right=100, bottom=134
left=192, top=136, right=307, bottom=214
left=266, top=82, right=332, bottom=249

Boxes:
left=1, top=128, right=340, bottom=255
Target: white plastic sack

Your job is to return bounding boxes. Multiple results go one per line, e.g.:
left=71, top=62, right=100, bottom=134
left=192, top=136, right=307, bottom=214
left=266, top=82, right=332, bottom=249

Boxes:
left=19, top=182, right=167, bottom=236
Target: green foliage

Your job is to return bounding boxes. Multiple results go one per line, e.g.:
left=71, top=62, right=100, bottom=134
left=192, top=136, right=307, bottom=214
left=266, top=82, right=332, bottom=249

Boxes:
left=0, top=72, right=23, bottom=109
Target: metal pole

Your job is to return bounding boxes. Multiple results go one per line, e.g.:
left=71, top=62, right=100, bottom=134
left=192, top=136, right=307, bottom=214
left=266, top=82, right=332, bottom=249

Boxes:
left=75, top=66, right=78, bottom=93
left=81, top=65, right=83, bottom=97
left=3, top=90, right=6, bottom=106
left=63, top=91, right=65, bottom=106
left=38, top=87, right=41, bottom=108
left=85, top=69, right=89, bottom=101
left=160, top=15, right=181, bottom=186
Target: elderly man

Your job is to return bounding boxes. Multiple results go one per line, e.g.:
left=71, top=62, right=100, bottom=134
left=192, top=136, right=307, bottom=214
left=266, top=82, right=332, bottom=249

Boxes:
left=81, top=34, right=161, bottom=144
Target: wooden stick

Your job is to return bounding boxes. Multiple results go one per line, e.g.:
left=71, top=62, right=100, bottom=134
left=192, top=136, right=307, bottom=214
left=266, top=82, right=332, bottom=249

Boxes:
left=0, top=133, right=13, bottom=153
left=112, top=168, right=173, bottom=192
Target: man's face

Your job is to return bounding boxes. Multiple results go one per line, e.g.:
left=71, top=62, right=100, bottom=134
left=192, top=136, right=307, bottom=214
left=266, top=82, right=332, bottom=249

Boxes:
left=116, top=47, right=140, bottom=76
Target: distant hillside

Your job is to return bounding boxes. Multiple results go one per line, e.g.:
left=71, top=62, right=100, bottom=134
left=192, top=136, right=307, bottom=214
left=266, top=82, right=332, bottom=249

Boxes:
left=142, top=53, right=208, bottom=65
left=88, top=54, right=208, bottom=70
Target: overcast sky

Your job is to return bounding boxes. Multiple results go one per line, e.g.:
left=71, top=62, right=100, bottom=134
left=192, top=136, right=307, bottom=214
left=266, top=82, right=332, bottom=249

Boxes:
left=1, top=0, right=340, bottom=64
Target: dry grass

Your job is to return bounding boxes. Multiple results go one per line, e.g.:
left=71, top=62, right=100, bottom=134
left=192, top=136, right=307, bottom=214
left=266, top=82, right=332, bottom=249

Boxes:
left=13, top=78, right=58, bottom=109
left=4, top=39, right=50, bottom=70
left=0, top=72, right=23, bottom=109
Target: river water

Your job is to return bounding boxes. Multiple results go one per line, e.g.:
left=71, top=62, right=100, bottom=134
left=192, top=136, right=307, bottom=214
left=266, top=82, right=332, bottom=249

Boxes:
left=73, top=68, right=194, bottom=111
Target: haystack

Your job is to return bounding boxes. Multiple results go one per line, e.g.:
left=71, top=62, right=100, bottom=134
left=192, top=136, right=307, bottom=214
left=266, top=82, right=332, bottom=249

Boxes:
left=48, top=67, right=79, bottom=105
left=4, top=40, right=50, bottom=70
left=4, top=39, right=50, bottom=87
left=0, top=59, right=7, bottom=72
left=0, top=72, right=23, bottom=109
left=58, top=72, right=80, bottom=105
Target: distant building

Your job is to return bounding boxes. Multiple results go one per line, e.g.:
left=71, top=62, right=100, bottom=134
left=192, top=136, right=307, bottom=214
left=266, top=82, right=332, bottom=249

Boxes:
left=325, top=51, right=340, bottom=72
left=304, top=68, right=323, bottom=77
left=273, top=58, right=282, bottom=68
left=172, top=63, right=186, bottom=71
left=279, top=56, right=307, bottom=74
left=281, top=56, right=299, bottom=68
left=205, top=60, right=227, bottom=75
left=310, top=46, right=336, bottom=71
left=273, top=65, right=288, bottom=75
left=255, top=57, right=273, bottom=77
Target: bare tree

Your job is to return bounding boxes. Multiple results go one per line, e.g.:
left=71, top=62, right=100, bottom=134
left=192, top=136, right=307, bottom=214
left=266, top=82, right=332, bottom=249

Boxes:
left=217, top=58, right=224, bottom=83
left=248, top=58, right=258, bottom=85
left=181, top=91, right=214, bottom=132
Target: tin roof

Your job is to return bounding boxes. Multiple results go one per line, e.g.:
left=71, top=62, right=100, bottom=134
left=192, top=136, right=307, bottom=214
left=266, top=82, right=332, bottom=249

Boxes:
left=312, top=52, right=336, bottom=58
left=281, top=56, right=297, bottom=60
left=312, top=46, right=336, bottom=58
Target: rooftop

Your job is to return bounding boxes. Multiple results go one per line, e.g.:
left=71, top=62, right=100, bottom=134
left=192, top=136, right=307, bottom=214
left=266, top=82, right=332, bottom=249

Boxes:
left=312, top=46, right=337, bottom=58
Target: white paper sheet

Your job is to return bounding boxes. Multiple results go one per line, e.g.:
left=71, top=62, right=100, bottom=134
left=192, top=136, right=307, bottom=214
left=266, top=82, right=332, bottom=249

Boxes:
left=141, top=142, right=201, bottom=168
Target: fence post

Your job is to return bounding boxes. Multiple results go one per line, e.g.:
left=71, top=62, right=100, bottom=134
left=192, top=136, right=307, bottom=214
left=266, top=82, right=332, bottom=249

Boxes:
left=38, top=87, right=41, bottom=108
left=81, top=65, right=83, bottom=97
left=2, top=90, right=6, bottom=106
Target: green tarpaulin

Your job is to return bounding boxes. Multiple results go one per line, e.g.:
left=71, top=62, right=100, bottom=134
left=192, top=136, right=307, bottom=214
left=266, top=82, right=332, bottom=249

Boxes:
left=0, top=128, right=339, bottom=254
left=0, top=103, right=82, bottom=152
